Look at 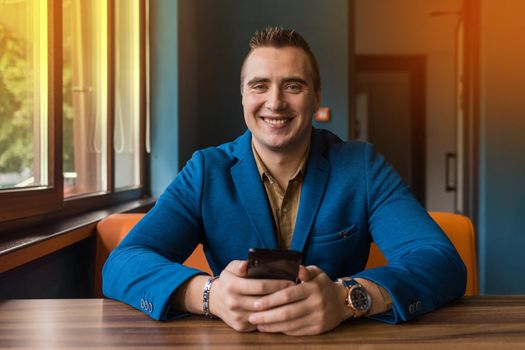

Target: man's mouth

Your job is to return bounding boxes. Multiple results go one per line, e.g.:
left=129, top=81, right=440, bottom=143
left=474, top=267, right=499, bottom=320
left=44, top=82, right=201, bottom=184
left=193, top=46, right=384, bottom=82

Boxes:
left=260, top=117, right=293, bottom=126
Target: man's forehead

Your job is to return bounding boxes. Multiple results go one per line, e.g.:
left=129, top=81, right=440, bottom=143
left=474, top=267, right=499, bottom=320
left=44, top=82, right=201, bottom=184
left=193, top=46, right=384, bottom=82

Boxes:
left=243, top=47, right=312, bottom=81
left=245, top=46, right=309, bottom=65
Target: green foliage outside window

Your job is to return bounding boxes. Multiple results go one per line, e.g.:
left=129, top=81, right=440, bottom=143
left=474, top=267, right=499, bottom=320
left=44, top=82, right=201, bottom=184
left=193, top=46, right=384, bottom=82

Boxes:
left=0, top=22, right=74, bottom=185
left=0, top=23, right=33, bottom=175
left=62, top=53, right=74, bottom=174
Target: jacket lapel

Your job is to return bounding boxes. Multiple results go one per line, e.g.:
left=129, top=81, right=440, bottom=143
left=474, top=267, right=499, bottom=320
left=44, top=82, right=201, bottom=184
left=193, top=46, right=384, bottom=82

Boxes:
left=231, top=131, right=278, bottom=248
left=290, top=130, right=330, bottom=252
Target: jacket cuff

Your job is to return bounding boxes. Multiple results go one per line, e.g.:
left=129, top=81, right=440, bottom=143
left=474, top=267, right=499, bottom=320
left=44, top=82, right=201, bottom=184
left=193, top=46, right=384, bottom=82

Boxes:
left=156, top=268, right=208, bottom=321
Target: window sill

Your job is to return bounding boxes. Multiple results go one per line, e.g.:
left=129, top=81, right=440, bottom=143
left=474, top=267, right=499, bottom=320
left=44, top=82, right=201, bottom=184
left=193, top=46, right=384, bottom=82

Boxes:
left=0, top=197, right=156, bottom=273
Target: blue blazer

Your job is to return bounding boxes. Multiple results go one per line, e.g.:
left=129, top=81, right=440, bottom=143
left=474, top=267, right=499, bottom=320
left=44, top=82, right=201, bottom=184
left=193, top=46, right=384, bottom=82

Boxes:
left=103, top=128, right=466, bottom=323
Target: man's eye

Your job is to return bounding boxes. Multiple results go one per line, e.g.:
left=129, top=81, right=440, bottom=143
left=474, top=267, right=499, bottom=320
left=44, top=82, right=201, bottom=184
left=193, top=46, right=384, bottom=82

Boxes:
left=252, top=84, right=267, bottom=91
left=285, top=84, right=302, bottom=92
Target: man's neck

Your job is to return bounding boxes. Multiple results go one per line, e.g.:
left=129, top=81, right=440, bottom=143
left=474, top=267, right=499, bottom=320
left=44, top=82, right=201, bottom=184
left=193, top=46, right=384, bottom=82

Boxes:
left=253, top=138, right=310, bottom=190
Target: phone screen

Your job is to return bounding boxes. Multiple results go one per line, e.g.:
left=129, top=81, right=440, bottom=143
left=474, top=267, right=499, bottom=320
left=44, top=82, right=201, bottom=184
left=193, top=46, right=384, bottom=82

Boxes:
left=246, top=248, right=302, bottom=281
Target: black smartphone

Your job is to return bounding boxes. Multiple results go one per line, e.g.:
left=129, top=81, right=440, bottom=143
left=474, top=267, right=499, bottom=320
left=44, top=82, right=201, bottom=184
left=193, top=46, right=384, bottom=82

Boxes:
left=246, top=248, right=302, bottom=282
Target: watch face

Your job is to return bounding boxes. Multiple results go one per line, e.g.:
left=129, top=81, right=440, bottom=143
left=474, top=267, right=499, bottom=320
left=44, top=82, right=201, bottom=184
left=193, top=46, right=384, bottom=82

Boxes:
left=350, top=286, right=371, bottom=312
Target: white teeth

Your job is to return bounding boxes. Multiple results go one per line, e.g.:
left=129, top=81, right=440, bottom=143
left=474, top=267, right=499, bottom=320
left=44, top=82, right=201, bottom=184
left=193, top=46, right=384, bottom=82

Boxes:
left=264, top=118, right=289, bottom=125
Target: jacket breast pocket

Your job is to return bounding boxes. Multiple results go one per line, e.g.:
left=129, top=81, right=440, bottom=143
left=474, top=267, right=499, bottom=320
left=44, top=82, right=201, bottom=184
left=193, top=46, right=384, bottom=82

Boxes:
left=305, top=223, right=366, bottom=279
left=309, top=224, right=357, bottom=245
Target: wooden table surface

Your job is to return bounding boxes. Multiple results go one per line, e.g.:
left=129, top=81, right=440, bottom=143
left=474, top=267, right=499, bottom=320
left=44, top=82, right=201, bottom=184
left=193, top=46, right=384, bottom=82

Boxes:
left=1, top=296, right=524, bottom=349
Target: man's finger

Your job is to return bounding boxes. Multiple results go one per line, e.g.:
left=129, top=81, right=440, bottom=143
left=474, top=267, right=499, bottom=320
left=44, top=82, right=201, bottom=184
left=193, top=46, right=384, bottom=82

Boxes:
left=237, top=278, right=294, bottom=296
left=249, top=300, right=310, bottom=327
left=224, top=260, right=248, bottom=277
left=298, top=265, right=323, bottom=282
left=257, top=320, right=310, bottom=334
left=222, top=295, right=263, bottom=312
left=252, top=283, right=307, bottom=311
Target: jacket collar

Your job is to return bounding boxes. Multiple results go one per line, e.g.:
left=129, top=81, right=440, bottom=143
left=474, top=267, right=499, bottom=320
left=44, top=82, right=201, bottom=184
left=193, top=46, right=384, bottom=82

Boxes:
left=290, top=129, right=329, bottom=252
left=231, top=131, right=278, bottom=248
left=231, top=129, right=330, bottom=252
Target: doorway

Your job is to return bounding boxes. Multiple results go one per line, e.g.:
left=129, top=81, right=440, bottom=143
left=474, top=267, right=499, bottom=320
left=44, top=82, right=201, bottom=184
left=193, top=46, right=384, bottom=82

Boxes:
left=355, top=55, right=426, bottom=204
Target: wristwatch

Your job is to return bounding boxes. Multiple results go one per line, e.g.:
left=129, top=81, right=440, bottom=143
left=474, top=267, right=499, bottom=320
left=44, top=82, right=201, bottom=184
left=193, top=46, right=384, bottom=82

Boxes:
left=338, top=277, right=372, bottom=318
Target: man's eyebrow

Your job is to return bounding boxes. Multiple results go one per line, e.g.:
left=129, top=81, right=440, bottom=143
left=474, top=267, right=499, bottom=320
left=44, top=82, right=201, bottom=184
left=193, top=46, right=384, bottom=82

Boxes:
left=246, top=76, right=308, bottom=86
left=246, top=77, right=270, bottom=86
left=282, top=77, right=308, bottom=85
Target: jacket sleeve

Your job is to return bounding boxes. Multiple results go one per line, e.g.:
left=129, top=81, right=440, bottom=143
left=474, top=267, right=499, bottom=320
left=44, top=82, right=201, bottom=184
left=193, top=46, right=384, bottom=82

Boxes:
left=352, top=143, right=467, bottom=324
left=102, top=151, right=208, bottom=321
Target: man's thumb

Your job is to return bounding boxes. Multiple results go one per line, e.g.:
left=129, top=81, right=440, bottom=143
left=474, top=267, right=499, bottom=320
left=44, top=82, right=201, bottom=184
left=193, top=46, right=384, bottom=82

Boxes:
left=224, top=259, right=248, bottom=277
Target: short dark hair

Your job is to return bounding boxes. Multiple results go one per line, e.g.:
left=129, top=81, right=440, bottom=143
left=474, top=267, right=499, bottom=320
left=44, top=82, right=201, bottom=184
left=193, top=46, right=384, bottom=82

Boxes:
left=240, top=27, right=321, bottom=92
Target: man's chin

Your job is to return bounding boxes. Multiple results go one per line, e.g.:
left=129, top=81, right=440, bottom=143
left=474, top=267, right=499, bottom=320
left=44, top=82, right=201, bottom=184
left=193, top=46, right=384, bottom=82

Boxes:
left=259, top=138, right=296, bottom=153
left=253, top=132, right=309, bottom=154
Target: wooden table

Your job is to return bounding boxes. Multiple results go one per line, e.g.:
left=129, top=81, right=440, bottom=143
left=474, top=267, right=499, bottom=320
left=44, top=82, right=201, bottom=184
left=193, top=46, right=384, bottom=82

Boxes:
left=1, top=297, right=524, bottom=349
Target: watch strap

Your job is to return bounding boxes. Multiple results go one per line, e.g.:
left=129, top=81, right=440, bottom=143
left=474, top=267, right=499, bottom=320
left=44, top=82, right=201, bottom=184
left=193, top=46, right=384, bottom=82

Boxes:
left=340, top=277, right=359, bottom=289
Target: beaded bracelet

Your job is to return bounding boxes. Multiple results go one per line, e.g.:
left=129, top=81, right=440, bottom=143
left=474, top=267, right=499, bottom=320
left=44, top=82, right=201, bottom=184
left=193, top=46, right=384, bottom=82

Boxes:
left=203, top=276, right=219, bottom=318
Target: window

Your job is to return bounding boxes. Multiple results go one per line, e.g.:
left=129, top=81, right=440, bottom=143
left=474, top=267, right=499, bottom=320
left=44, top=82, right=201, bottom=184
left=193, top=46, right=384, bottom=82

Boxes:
left=63, top=0, right=108, bottom=196
left=0, top=0, right=149, bottom=223
left=0, top=0, right=48, bottom=190
left=114, top=0, right=142, bottom=190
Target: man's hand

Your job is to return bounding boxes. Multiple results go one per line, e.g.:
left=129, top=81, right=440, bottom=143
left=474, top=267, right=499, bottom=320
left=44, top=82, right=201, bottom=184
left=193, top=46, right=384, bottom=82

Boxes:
left=208, top=260, right=295, bottom=332
left=246, top=265, right=350, bottom=336
left=180, top=263, right=387, bottom=335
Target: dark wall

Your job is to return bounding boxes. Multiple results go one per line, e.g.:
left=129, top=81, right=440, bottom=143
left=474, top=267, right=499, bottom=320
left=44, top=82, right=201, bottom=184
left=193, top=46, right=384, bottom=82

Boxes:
left=478, top=0, right=525, bottom=294
left=150, top=0, right=180, bottom=196
left=0, top=238, right=95, bottom=298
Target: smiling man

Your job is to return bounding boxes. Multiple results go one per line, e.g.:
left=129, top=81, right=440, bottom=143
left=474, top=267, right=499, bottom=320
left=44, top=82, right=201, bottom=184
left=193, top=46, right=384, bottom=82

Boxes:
left=103, top=27, right=466, bottom=335
left=242, top=44, right=318, bottom=192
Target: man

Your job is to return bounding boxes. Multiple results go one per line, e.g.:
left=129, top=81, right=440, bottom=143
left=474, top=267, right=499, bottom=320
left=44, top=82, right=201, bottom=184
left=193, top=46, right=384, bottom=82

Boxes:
left=103, top=27, right=466, bottom=336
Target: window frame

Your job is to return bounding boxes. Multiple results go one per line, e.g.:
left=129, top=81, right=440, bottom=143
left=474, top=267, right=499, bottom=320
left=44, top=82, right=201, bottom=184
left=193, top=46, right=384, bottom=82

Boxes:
left=0, top=0, right=150, bottom=226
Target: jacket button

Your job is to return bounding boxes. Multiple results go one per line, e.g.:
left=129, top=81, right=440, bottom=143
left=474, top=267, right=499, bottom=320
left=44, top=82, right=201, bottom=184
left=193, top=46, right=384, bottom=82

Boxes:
left=416, top=301, right=422, bottom=311
left=148, top=302, right=153, bottom=313
left=140, top=299, right=145, bottom=309
left=408, top=304, right=415, bottom=314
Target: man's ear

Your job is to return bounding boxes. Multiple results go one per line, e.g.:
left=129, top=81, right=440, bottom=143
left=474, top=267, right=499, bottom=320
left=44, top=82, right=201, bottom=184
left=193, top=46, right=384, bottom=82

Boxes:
left=315, top=90, right=321, bottom=111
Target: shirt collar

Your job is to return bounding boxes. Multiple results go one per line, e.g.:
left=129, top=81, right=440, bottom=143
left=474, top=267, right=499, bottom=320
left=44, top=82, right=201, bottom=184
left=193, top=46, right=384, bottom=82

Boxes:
left=251, top=141, right=310, bottom=183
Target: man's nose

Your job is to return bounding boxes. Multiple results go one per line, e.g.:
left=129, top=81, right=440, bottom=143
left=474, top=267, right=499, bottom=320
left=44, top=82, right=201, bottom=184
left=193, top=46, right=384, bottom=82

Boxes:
left=265, top=88, right=287, bottom=111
